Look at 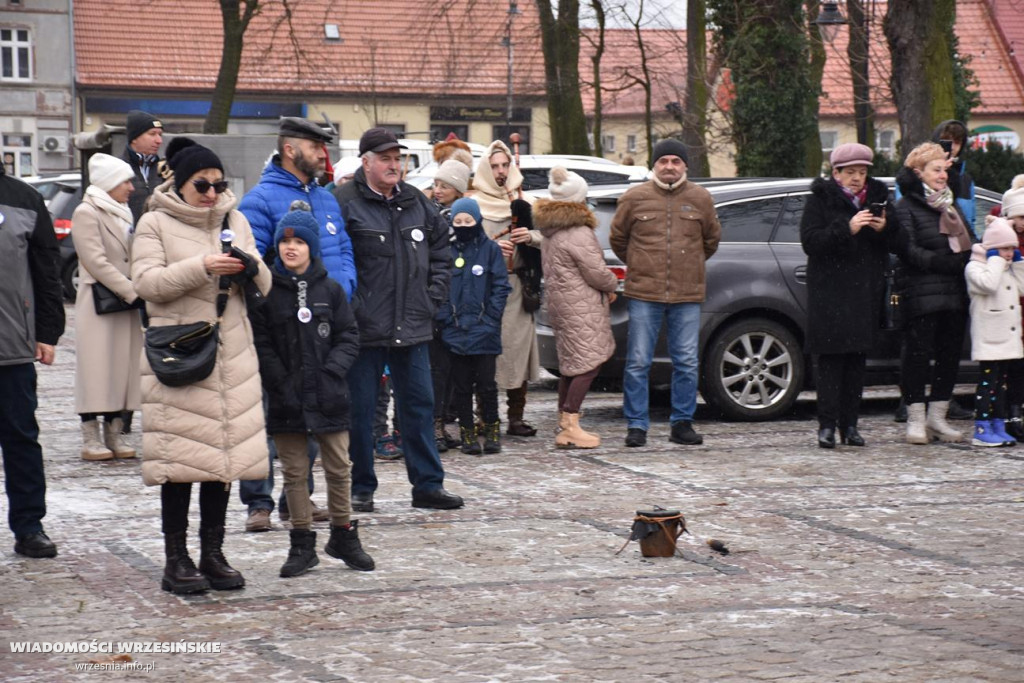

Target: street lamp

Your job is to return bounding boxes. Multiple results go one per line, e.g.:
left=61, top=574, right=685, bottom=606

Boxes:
left=503, top=1, right=522, bottom=142
left=814, top=1, right=847, bottom=45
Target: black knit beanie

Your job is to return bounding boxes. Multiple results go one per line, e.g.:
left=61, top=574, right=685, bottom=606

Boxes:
left=125, top=110, right=162, bottom=144
left=166, top=137, right=224, bottom=191
left=651, top=139, right=689, bottom=166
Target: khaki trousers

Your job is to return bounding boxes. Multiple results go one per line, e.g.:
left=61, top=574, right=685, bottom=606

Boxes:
left=274, top=431, right=352, bottom=530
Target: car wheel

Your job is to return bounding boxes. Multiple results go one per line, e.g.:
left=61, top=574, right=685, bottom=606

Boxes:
left=701, top=317, right=804, bottom=421
left=62, top=256, right=79, bottom=302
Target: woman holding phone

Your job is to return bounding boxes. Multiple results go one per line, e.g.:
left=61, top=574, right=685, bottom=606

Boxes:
left=800, top=143, right=896, bottom=448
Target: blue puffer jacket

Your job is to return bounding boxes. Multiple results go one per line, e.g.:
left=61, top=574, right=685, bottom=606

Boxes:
left=436, top=225, right=511, bottom=356
left=239, top=156, right=357, bottom=299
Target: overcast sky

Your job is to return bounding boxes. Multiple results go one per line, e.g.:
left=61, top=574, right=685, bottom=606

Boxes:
left=580, top=0, right=687, bottom=29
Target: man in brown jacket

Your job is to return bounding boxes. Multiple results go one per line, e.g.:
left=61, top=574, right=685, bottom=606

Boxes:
left=609, top=139, right=721, bottom=447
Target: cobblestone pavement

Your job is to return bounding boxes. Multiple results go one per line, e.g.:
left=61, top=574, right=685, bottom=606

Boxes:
left=2, top=305, right=1024, bottom=681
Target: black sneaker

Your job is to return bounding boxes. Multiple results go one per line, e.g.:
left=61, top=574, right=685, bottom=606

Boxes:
left=947, top=398, right=974, bottom=421
left=624, top=428, right=647, bottom=447
left=351, top=491, right=374, bottom=513
left=669, top=421, right=703, bottom=445
left=14, top=531, right=57, bottom=558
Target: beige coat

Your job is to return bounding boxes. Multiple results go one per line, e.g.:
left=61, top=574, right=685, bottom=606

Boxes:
left=475, top=141, right=541, bottom=389
left=536, top=199, right=618, bottom=377
left=72, top=195, right=143, bottom=414
left=131, top=183, right=271, bottom=486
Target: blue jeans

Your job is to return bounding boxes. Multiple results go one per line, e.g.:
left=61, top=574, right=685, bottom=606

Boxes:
left=0, top=363, right=48, bottom=538
left=239, top=392, right=318, bottom=512
left=348, top=344, right=446, bottom=497
left=623, top=298, right=701, bottom=430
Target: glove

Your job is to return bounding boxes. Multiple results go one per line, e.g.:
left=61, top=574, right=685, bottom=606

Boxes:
left=510, top=199, right=533, bottom=231
left=229, top=246, right=260, bottom=282
left=1014, top=249, right=1023, bottom=263
left=987, top=248, right=1001, bottom=259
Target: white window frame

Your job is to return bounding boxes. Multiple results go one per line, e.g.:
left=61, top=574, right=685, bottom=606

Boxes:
left=0, top=27, right=32, bottom=82
left=820, top=130, right=839, bottom=155
left=602, top=134, right=616, bottom=152
left=2, top=133, right=35, bottom=177
left=626, top=135, right=637, bottom=154
left=876, top=129, right=895, bottom=157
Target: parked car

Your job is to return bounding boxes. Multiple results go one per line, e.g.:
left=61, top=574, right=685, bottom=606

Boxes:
left=47, top=179, right=84, bottom=301
left=24, top=171, right=82, bottom=205
left=405, top=153, right=649, bottom=192
left=534, top=178, right=1002, bottom=421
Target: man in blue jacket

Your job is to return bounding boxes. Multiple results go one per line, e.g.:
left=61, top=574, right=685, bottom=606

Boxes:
left=237, top=116, right=357, bottom=531
left=0, top=161, right=65, bottom=557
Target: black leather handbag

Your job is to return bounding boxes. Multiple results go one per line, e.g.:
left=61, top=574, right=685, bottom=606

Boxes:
left=92, top=281, right=144, bottom=315
left=881, top=267, right=902, bottom=331
left=144, top=286, right=228, bottom=387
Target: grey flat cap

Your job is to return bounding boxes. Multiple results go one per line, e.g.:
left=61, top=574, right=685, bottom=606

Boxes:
left=279, top=117, right=334, bottom=143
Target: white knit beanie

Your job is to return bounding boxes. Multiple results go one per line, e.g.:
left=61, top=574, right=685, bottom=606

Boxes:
left=434, top=159, right=470, bottom=194
left=333, top=156, right=362, bottom=184
left=88, top=153, right=134, bottom=193
left=548, top=166, right=588, bottom=203
left=1002, top=174, right=1024, bottom=219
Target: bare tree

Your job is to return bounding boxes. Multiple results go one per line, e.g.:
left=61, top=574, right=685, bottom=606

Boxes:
left=535, top=0, right=593, bottom=154
left=205, top=0, right=262, bottom=134
left=682, top=0, right=709, bottom=175
left=883, top=0, right=956, bottom=155
left=588, top=0, right=608, bottom=156
left=847, top=0, right=875, bottom=147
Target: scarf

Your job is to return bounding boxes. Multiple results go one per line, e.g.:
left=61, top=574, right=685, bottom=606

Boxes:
left=839, top=183, right=867, bottom=209
left=924, top=185, right=971, bottom=253
left=85, top=184, right=134, bottom=239
left=652, top=170, right=689, bottom=192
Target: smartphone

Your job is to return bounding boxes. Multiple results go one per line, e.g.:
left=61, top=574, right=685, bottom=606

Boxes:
left=868, top=202, right=886, bottom=217
left=939, top=139, right=953, bottom=154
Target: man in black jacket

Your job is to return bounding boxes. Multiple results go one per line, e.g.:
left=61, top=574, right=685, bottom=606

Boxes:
left=122, top=110, right=165, bottom=223
left=334, top=128, right=462, bottom=512
left=0, top=162, right=66, bottom=558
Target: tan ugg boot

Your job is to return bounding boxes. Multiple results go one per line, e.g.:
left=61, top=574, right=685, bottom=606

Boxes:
left=81, top=420, right=114, bottom=461
left=103, top=417, right=136, bottom=458
left=926, top=400, right=964, bottom=443
left=555, top=412, right=600, bottom=449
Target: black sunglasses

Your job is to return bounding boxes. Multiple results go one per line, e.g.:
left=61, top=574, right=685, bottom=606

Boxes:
left=192, top=179, right=229, bottom=195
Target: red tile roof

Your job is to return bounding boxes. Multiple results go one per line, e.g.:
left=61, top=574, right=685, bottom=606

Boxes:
left=818, top=0, right=1024, bottom=117
left=987, top=0, right=1024, bottom=91
left=74, top=0, right=548, bottom=98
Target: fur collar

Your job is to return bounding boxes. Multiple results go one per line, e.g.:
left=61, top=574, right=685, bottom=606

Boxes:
left=533, top=198, right=597, bottom=237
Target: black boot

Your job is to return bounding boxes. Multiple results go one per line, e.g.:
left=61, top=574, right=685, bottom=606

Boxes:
left=1007, top=405, right=1024, bottom=441
left=434, top=418, right=449, bottom=453
left=482, top=421, right=502, bottom=454
left=460, top=425, right=482, bottom=455
left=280, top=529, right=319, bottom=578
left=198, top=525, right=245, bottom=590
left=324, top=520, right=375, bottom=571
left=162, top=531, right=210, bottom=594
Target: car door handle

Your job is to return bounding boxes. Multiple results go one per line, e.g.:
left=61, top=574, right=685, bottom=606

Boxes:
left=794, top=266, right=807, bottom=283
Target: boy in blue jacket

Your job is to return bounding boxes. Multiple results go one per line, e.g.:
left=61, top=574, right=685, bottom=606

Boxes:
left=250, top=211, right=374, bottom=578
left=436, top=198, right=512, bottom=454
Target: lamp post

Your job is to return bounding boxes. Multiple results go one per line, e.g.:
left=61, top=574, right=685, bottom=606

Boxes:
left=815, top=1, right=875, bottom=148
left=503, top=1, right=522, bottom=142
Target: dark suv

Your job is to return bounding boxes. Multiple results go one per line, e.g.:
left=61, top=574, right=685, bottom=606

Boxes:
left=535, top=178, right=1001, bottom=421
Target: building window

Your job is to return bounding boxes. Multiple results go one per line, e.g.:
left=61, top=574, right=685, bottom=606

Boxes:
left=1, top=28, right=32, bottom=81
left=491, top=125, right=530, bottom=154
left=2, top=133, right=34, bottom=176
left=876, top=130, right=895, bottom=157
left=626, top=135, right=637, bottom=154
left=430, top=124, right=469, bottom=143
left=820, top=131, right=838, bottom=155
left=602, top=134, right=616, bottom=152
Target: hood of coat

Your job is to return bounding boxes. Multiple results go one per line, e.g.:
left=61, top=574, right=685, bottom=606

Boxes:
left=810, top=175, right=888, bottom=208
left=533, top=198, right=597, bottom=238
left=473, top=140, right=523, bottom=199
left=895, top=165, right=926, bottom=200
left=149, top=179, right=239, bottom=230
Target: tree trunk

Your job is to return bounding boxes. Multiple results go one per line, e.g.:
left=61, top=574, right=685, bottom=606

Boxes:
left=535, top=0, right=592, bottom=154
left=682, top=0, right=709, bottom=176
left=589, top=0, right=607, bottom=157
left=847, top=0, right=875, bottom=147
left=884, top=0, right=956, bottom=157
left=204, top=0, right=259, bottom=135
left=804, top=0, right=825, bottom=176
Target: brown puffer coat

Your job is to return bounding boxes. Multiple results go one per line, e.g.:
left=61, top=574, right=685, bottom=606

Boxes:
left=536, top=199, right=618, bottom=377
left=131, top=182, right=272, bottom=486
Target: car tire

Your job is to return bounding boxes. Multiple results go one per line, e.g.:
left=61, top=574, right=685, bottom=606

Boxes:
left=62, top=256, right=79, bottom=303
left=701, top=317, right=805, bottom=421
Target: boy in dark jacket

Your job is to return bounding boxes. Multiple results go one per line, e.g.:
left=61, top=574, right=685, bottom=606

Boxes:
left=250, top=210, right=374, bottom=577
left=436, top=198, right=511, bottom=454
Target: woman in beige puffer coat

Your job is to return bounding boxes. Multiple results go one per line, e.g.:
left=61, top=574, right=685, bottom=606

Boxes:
left=536, top=168, right=618, bottom=448
left=131, top=139, right=271, bottom=595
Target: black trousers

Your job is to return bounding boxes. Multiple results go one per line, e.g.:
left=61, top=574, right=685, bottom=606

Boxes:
left=450, top=353, right=498, bottom=429
left=1007, top=358, right=1024, bottom=405
left=901, top=310, right=967, bottom=404
left=161, top=482, right=230, bottom=535
left=429, top=337, right=454, bottom=421
left=815, top=353, right=866, bottom=430
left=0, top=363, right=48, bottom=538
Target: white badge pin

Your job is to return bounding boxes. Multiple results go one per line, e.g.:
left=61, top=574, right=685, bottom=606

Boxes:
left=411, top=228, right=424, bottom=242
left=0, top=212, right=5, bottom=226
left=326, top=221, right=337, bottom=235
left=297, top=307, right=312, bottom=324
left=219, top=228, right=235, bottom=242
left=472, top=264, right=484, bottom=276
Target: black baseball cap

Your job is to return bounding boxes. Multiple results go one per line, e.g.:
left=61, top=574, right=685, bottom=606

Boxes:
left=359, top=127, right=406, bottom=156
